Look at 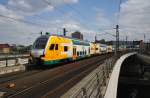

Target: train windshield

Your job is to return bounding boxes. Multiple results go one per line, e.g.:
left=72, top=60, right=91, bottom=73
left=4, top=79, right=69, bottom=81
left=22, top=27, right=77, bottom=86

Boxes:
left=33, top=37, right=48, bottom=49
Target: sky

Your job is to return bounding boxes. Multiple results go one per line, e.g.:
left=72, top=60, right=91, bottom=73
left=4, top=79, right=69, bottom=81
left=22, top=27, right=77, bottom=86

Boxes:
left=0, top=0, right=150, bottom=45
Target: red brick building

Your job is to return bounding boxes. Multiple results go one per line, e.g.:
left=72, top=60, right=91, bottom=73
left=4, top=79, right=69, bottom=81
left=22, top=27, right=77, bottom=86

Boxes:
left=0, top=44, right=10, bottom=53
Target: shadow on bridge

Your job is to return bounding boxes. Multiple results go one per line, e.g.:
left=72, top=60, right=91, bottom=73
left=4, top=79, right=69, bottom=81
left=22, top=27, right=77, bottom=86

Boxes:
left=117, top=54, right=150, bottom=98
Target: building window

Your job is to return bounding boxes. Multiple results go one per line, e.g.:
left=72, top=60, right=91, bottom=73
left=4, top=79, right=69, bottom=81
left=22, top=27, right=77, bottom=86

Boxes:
left=64, top=46, right=68, bottom=51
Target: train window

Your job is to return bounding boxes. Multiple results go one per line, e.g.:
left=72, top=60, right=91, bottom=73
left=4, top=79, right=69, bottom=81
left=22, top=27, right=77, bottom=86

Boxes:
left=77, top=52, right=79, bottom=56
left=55, top=44, right=58, bottom=50
left=85, top=51, right=87, bottom=55
left=33, top=37, right=48, bottom=49
left=80, top=51, right=82, bottom=55
left=64, top=46, right=68, bottom=51
left=50, top=44, right=55, bottom=50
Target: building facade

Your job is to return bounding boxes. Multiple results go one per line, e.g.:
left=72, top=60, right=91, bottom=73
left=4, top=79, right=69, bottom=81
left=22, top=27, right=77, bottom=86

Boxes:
left=0, top=44, right=10, bottom=54
left=72, top=32, right=83, bottom=40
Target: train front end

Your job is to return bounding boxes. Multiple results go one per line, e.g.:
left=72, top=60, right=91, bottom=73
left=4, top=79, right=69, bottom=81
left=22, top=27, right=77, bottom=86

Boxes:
left=29, top=35, right=49, bottom=65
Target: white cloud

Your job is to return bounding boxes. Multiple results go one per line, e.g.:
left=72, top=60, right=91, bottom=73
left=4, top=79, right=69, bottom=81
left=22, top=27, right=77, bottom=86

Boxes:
left=0, top=0, right=81, bottom=45
left=0, top=7, right=81, bottom=45
left=0, top=0, right=131, bottom=45
left=7, top=0, right=53, bottom=16
left=9, top=0, right=32, bottom=9
left=62, top=21, right=80, bottom=30
left=92, top=7, right=114, bottom=32
left=0, top=4, right=23, bottom=19
left=7, top=0, right=79, bottom=16
left=63, top=0, right=78, bottom=4
left=119, top=0, right=150, bottom=41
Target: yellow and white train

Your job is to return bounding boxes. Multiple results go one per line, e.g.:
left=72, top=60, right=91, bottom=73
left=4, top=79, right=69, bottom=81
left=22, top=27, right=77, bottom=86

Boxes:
left=30, top=34, right=113, bottom=65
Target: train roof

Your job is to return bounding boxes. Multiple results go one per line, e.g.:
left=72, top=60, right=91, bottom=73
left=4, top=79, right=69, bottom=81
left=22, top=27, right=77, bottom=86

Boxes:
left=39, top=34, right=89, bottom=42
left=38, top=34, right=90, bottom=46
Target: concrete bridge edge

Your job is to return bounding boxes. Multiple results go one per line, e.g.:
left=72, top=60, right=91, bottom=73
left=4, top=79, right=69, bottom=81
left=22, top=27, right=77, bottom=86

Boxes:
left=104, top=52, right=137, bottom=98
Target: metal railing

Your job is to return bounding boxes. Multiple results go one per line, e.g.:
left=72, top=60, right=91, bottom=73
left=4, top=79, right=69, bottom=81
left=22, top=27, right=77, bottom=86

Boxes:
left=70, top=56, right=118, bottom=98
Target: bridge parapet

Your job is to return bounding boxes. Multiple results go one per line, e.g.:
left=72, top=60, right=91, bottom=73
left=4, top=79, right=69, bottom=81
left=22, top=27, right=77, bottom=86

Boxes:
left=0, top=55, right=29, bottom=68
left=104, top=52, right=136, bottom=98
left=62, top=52, right=136, bottom=98
left=0, top=55, right=29, bottom=75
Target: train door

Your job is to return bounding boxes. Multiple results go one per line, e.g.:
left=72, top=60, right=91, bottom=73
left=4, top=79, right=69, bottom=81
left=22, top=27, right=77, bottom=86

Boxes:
left=54, top=44, right=59, bottom=59
left=49, top=44, right=59, bottom=59
left=73, top=46, right=77, bottom=60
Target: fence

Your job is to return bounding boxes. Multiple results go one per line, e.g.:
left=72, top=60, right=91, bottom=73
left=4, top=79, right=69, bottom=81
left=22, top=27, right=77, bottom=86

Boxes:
left=0, top=54, right=29, bottom=67
left=70, top=56, right=118, bottom=98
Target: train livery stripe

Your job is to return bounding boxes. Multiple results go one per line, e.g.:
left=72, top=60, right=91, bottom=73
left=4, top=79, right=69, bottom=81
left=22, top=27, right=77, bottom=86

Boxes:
left=72, top=39, right=90, bottom=46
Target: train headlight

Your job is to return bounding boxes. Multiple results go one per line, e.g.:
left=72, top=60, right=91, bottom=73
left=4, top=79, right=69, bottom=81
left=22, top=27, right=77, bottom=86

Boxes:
left=41, top=50, right=45, bottom=57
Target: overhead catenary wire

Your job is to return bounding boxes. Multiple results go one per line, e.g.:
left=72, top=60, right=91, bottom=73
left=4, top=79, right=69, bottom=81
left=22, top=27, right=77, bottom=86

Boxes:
left=0, top=14, right=47, bottom=27
left=96, top=32, right=116, bottom=39
left=43, top=0, right=68, bottom=16
left=43, top=0, right=120, bottom=38
left=63, top=1, right=87, bottom=21
left=63, top=2, right=114, bottom=33
left=42, top=0, right=95, bottom=32
left=6, top=5, right=62, bottom=28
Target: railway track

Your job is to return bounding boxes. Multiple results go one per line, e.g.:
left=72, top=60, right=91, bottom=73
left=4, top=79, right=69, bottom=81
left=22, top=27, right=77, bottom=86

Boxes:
left=0, top=70, right=44, bottom=84
left=0, top=59, right=79, bottom=84
left=0, top=54, right=112, bottom=98
left=41, top=56, right=106, bottom=98
left=0, top=56, right=100, bottom=84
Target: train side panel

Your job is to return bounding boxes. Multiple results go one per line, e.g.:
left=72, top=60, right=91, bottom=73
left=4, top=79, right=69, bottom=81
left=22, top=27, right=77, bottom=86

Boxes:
left=99, top=44, right=107, bottom=54
left=90, top=43, right=96, bottom=55
left=107, top=45, right=113, bottom=53
left=41, top=36, right=73, bottom=65
left=72, top=39, right=90, bottom=60
left=95, top=44, right=101, bottom=54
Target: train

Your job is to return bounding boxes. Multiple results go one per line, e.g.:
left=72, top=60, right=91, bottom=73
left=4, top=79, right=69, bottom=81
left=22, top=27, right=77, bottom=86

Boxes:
left=29, top=34, right=113, bottom=65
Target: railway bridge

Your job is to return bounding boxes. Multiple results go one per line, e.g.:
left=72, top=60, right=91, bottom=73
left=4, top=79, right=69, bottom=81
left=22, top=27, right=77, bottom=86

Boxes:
left=62, top=52, right=150, bottom=98
left=0, top=52, right=150, bottom=98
